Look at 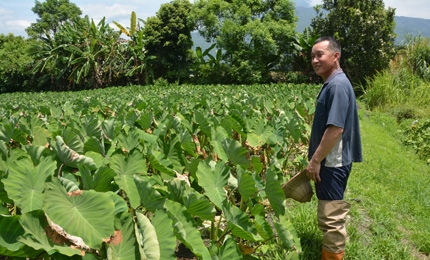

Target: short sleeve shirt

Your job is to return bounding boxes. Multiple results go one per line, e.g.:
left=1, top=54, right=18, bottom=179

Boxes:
left=308, top=69, right=363, bottom=167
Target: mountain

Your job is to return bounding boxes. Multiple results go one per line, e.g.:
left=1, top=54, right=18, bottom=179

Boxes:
left=394, top=16, right=430, bottom=44
left=294, top=6, right=430, bottom=44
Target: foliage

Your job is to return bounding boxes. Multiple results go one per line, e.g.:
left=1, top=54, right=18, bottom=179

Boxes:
left=26, top=0, right=82, bottom=39
left=402, top=35, right=430, bottom=81
left=31, top=16, right=125, bottom=90
left=0, top=34, right=35, bottom=93
left=191, top=0, right=298, bottom=84
left=191, top=43, right=229, bottom=84
left=114, top=12, right=156, bottom=85
left=311, top=0, right=396, bottom=87
left=291, top=27, right=320, bottom=84
left=401, top=119, right=430, bottom=162
left=143, top=0, right=195, bottom=83
left=361, top=35, right=430, bottom=112
left=0, top=83, right=318, bottom=259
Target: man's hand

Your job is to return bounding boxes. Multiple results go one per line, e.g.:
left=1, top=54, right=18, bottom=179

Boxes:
left=306, top=125, right=343, bottom=183
left=306, top=158, right=321, bottom=183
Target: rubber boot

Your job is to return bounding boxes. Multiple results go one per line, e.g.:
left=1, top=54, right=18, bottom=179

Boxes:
left=318, top=200, right=350, bottom=257
left=321, top=248, right=345, bottom=260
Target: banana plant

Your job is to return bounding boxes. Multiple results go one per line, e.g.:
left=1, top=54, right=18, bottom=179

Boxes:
left=114, top=11, right=156, bottom=85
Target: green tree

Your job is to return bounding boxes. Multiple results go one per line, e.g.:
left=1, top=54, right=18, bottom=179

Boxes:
left=142, top=0, right=195, bottom=83
left=311, top=0, right=396, bottom=86
left=26, top=0, right=82, bottom=38
left=192, top=0, right=297, bottom=84
left=0, top=34, right=35, bottom=92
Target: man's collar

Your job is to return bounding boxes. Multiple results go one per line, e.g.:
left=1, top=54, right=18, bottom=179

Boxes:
left=324, top=68, right=344, bottom=84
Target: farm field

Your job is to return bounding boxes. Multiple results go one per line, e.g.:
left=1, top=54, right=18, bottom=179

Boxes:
left=0, top=84, right=317, bottom=259
left=0, top=84, right=429, bottom=259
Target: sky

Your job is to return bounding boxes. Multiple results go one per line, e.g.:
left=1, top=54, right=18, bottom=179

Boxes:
left=0, top=0, right=429, bottom=37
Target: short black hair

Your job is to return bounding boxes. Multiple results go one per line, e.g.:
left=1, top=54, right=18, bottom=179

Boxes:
left=314, top=36, right=341, bottom=55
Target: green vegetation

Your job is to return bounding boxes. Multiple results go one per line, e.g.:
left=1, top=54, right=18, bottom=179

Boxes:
left=362, top=36, right=430, bottom=113
left=311, top=0, right=397, bottom=86
left=289, top=111, right=430, bottom=259
left=26, top=0, right=82, bottom=38
left=361, top=35, right=430, bottom=162
left=143, top=0, right=194, bottom=83
left=0, top=34, right=35, bottom=93
left=0, top=0, right=404, bottom=92
left=192, top=0, right=297, bottom=84
left=0, top=84, right=318, bottom=259
left=0, top=0, right=429, bottom=259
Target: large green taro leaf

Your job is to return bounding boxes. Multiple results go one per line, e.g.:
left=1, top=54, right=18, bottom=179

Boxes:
left=265, top=168, right=286, bottom=217
left=254, top=215, right=274, bottom=241
left=274, top=214, right=302, bottom=254
left=107, top=213, right=140, bottom=260
left=51, top=135, right=96, bottom=170
left=237, top=167, right=258, bottom=202
left=2, top=156, right=56, bottom=213
left=218, top=235, right=242, bottom=259
left=18, top=210, right=82, bottom=257
left=221, top=138, right=250, bottom=167
left=135, top=211, right=159, bottom=260
left=196, top=160, right=230, bottom=210
left=134, top=176, right=166, bottom=211
left=79, top=165, right=116, bottom=192
left=246, top=118, right=275, bottom=148
left=0, top=122, right=27, bottom=145
left=222, top=201, right=261, bottom=242
left=116, top=129, right=141, bottom=152
left=165, top=200, right=212, bottom=260
left=183, top=192, right=216, bottom=221
left=111, top=151, right=147, bottom=209
left=0, top=214, right=42, bottom=257
left=210, top=127, right=229, bottom=162
left=43, top=179, right=115, bottom=249
left=151, top=209, right=176, bottom=259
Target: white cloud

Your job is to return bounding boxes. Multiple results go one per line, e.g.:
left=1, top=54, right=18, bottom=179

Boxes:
left=384, top=0, right=429, bottom=19
left=6, top=20, right=31, bottom=28
left=81, top=3, right=134, bottom=20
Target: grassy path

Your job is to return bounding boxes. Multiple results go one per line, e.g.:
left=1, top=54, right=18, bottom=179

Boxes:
left=288, top=109, right=430, bottom=259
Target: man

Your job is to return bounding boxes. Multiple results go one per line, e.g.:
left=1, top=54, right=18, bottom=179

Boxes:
left=306, top=36, right=362, bottom=259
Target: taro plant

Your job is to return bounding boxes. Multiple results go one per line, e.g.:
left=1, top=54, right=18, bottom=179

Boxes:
left=0, top=84, right=317, bottom=259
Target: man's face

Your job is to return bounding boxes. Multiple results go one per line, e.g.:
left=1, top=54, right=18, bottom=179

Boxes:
left=311, top=40, right=340, bottom=81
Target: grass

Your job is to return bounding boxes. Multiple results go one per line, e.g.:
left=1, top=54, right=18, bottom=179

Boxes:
left=287, top=106, right=430, bottom=260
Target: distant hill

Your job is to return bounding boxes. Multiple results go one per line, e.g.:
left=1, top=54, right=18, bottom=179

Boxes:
left=394, top=16, right=430, bottom=44
left=294, top=6, right=430, bottom=44
left=192, top=4, right=430, bottom=50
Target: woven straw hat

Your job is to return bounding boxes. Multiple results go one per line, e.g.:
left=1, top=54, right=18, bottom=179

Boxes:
left=282, top=170, right=313, bottom=203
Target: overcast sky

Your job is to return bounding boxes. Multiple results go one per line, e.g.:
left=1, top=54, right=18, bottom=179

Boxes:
left=0, top=0, right=429, bottom=37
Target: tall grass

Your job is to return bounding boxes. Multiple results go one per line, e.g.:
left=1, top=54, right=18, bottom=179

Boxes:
left=361, top=36, right=430, bottom=117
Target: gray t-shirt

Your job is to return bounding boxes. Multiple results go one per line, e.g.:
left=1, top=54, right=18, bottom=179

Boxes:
left=308, top=69, right=363, bottom=167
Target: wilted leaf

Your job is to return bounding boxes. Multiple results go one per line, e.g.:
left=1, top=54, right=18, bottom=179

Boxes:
left=43, top=179, right=115, bottom=249
left=18, top=210, right=83, bottom=257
